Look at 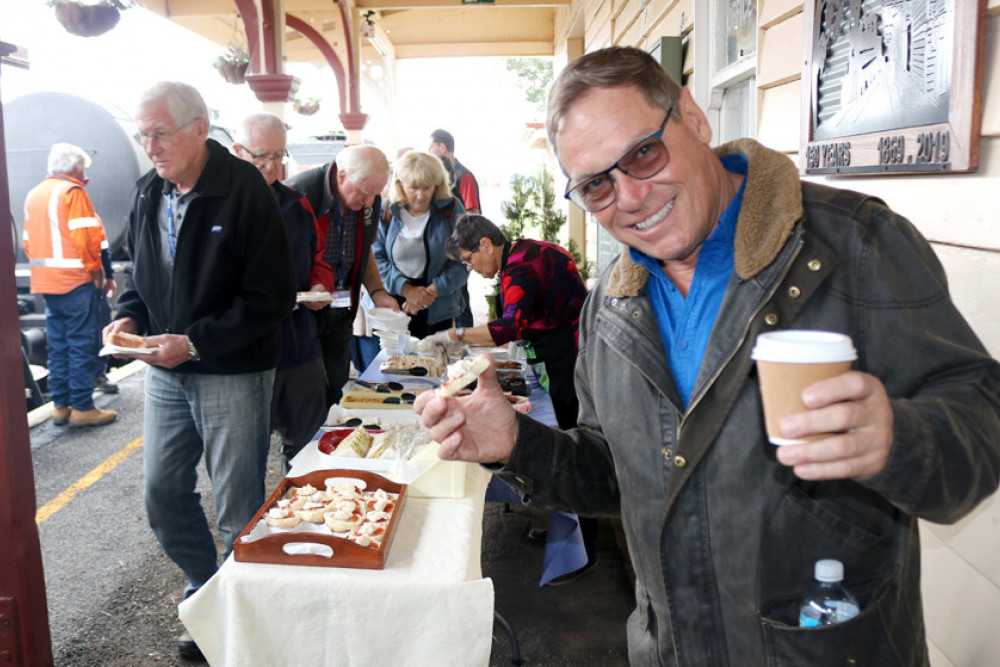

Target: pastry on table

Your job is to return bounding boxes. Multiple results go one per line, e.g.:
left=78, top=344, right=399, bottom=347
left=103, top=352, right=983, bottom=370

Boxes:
left=264, top=499, right=301, bottom=528
left=331, top=426, right=374, bottom=458
left=324, top=499, right=366, bottom=532
left=348, top=522, right=387, bottom=549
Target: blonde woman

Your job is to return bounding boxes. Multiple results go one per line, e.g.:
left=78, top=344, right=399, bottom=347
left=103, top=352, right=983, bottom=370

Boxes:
left=373, top=150, right=468, bottom=338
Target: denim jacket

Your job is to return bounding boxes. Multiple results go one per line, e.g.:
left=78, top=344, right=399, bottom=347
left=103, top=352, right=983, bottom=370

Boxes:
left=495, top=139, right=1000, bottom=666
left=373, top=197, right=468, bottom=327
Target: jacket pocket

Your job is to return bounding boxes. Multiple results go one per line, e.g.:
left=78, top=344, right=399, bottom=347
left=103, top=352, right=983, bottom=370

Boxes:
left=759, top=568, right=919, bottom=667
left=757, top=483, right=899, bottom=622
left=756, top=485, right=926, bottom=666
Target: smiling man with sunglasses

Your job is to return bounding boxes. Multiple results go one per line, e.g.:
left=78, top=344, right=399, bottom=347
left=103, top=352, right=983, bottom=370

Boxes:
left=416, top=46, right=1000, bottom=665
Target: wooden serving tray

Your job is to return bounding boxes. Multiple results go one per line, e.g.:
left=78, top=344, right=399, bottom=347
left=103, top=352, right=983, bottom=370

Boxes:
left=233, top=469, right=407, bottom=570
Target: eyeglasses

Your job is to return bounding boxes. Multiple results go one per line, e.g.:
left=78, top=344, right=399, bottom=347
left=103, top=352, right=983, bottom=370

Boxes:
left=237, top=145, right=289, bottom=166
left=564, top=107, right=674, bottom=213
left=459, top=246, right=481, bottom=268
left=138, top=120, right=195, bottom=146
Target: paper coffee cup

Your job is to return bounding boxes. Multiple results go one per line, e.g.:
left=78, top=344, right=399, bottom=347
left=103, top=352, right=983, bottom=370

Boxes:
left=751, top=330, right=857, bottom=445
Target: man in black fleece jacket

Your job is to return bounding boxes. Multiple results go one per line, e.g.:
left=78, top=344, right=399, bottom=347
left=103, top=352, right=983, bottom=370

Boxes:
left=104, top=81, right=295, bottom=661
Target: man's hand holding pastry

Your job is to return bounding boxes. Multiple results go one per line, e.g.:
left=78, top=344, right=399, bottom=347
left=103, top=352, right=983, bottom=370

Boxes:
left=413, top=356, right=518, bottom=465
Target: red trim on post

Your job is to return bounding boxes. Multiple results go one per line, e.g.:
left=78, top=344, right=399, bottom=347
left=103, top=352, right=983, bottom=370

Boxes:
left=246, top=74, right=301, bottom=103
left=286, top=14, right=348, bottom=117
left=0, top=39, right=55, bottom=666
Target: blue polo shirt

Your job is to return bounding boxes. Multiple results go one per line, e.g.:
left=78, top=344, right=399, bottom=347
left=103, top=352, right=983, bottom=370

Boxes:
left=629, top=153, right=748, bottom=407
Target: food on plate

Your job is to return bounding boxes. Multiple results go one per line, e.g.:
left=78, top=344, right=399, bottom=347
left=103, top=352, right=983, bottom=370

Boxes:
left=494, top=360, right=524, bottom=371
left=365, top=488, right=395, bottom=514
left=294, top=496, right=336, bottom=523
left=258, top=480, right=400, bottom=551
left=348, top=522, right=386, bottom=548
left=340, top=387, right=424, bottom=410
left=324, top=499, right=366, bottom=532
left=327, top=482, right=365, bottom=500
left=438, top=355, right=490, bottom=397
left=331, top=426, right=374, bottom=458
left=264, top=500, right=301, bottom=528
left=296, top=291, right=332, bottom=302
left=366, top=434, right=390, bottom=460
left=283, top=483, right=320, bottom=509
left=380, top=355, right=444, bottom=377
left=107, top=331, right=153, bottom=348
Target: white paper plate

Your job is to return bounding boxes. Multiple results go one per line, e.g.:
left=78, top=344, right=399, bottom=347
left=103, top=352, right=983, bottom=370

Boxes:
left=296, top=291, right=333, bottom=303
left=368, top=307, right=410, bottom=332
left=99, top=344, right=158, bottom=357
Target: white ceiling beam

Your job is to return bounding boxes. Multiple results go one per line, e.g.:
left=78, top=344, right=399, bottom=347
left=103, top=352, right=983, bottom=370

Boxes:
left=394, top=41, right=554, bottom=57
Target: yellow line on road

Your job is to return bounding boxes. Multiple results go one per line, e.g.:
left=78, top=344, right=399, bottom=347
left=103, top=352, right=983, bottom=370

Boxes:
left=36, top=437, right=144, bottom=525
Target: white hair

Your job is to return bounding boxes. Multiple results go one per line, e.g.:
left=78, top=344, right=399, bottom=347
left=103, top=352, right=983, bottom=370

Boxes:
left=136, top=81, right=208, bottom=127
left=47, top=143, right=91, bottom=175
left=241, top=112, right=286, bottom=143
left=335, top=145, right=389, bottom=185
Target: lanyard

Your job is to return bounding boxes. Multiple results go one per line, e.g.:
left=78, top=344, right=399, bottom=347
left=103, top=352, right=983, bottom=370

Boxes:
left=331, top=206, right=348, bottom=289
left=165, top=191, right=177, bottom=259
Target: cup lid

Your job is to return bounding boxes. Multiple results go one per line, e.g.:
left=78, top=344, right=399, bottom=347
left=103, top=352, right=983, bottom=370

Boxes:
left=751, top=330, right=856, bottom=363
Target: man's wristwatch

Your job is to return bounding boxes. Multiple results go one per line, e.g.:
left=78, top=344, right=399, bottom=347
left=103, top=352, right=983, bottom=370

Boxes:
left=455, top=327, right=465, bottom=342
left=187, top=338, right=201, bottom=362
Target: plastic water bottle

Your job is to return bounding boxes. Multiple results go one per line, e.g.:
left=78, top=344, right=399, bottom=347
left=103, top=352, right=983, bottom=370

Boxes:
left=798, top=559, right=860, bottom=627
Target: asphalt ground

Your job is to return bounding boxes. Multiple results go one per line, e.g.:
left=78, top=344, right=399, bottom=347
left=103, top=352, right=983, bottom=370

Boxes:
left=29, top=363, right=635, bottom=665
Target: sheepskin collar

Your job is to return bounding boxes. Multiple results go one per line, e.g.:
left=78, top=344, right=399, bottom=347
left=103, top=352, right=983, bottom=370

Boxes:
left=606, top=138, right=803, bottom=297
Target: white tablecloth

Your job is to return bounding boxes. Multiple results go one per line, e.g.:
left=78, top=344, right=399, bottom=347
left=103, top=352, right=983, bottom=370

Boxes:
left=179, top=463, right=494, bottom=666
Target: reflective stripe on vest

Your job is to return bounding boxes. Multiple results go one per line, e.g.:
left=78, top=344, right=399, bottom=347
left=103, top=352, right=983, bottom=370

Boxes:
left=67, top=216, right=101, bottom=230
left=29, top=257, right=86, bottom=268
left=24, top=178, right=96, bottom=294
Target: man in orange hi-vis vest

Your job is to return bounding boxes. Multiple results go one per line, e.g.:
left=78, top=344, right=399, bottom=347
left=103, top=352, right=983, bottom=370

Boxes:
left=22, top=143, right=117, bottom=427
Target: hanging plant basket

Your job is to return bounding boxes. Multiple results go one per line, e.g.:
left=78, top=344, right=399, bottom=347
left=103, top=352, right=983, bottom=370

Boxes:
left=216, top=62, right=249, bottom=85
left=293, top=100, right=321, bottom=116
left=54, top=2, right=121, bottom=37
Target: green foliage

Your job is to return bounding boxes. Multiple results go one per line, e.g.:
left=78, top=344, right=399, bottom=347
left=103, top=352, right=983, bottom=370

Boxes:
left=503, top=57, right=554, bottom=113
left=500, top=166, right=592, bottom=284
left=499, top=172, right=537, bottom=242
left=214, top=42, right=250, bottom=67
left=566, top=238, right=593, bottom=284
left=535, top=166, right=564, bottom=244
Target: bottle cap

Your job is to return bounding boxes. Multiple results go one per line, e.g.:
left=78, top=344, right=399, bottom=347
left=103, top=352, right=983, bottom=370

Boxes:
left=814, top=559, right=844, bottom=582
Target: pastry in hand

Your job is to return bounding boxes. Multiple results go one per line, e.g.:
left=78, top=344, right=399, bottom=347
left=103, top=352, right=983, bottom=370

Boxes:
left=438, top=356, right=490, bottom=398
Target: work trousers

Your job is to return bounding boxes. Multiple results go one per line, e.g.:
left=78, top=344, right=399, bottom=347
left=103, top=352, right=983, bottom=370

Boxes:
left=43, top=282, right=100, bottom=411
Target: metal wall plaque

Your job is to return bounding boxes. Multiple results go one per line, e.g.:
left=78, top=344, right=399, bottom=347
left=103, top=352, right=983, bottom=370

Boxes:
left=800, top=0, right=986, bottom=175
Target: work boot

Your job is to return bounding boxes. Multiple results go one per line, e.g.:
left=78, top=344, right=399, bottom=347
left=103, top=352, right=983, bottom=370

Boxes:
left=69, top=407, right=117, bottom=427
left=52, top=406, right=71, bottom=426
left=95, top=373, right=119, bottom=394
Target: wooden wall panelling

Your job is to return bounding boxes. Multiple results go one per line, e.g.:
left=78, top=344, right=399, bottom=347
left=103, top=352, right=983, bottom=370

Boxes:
left=757, top=12, right=803, bottom=88
left=757, top=81, right=802, bottom=152
left=618, top=17, right=645, bottom=46
left=759, top=0, right=803, bottom=29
